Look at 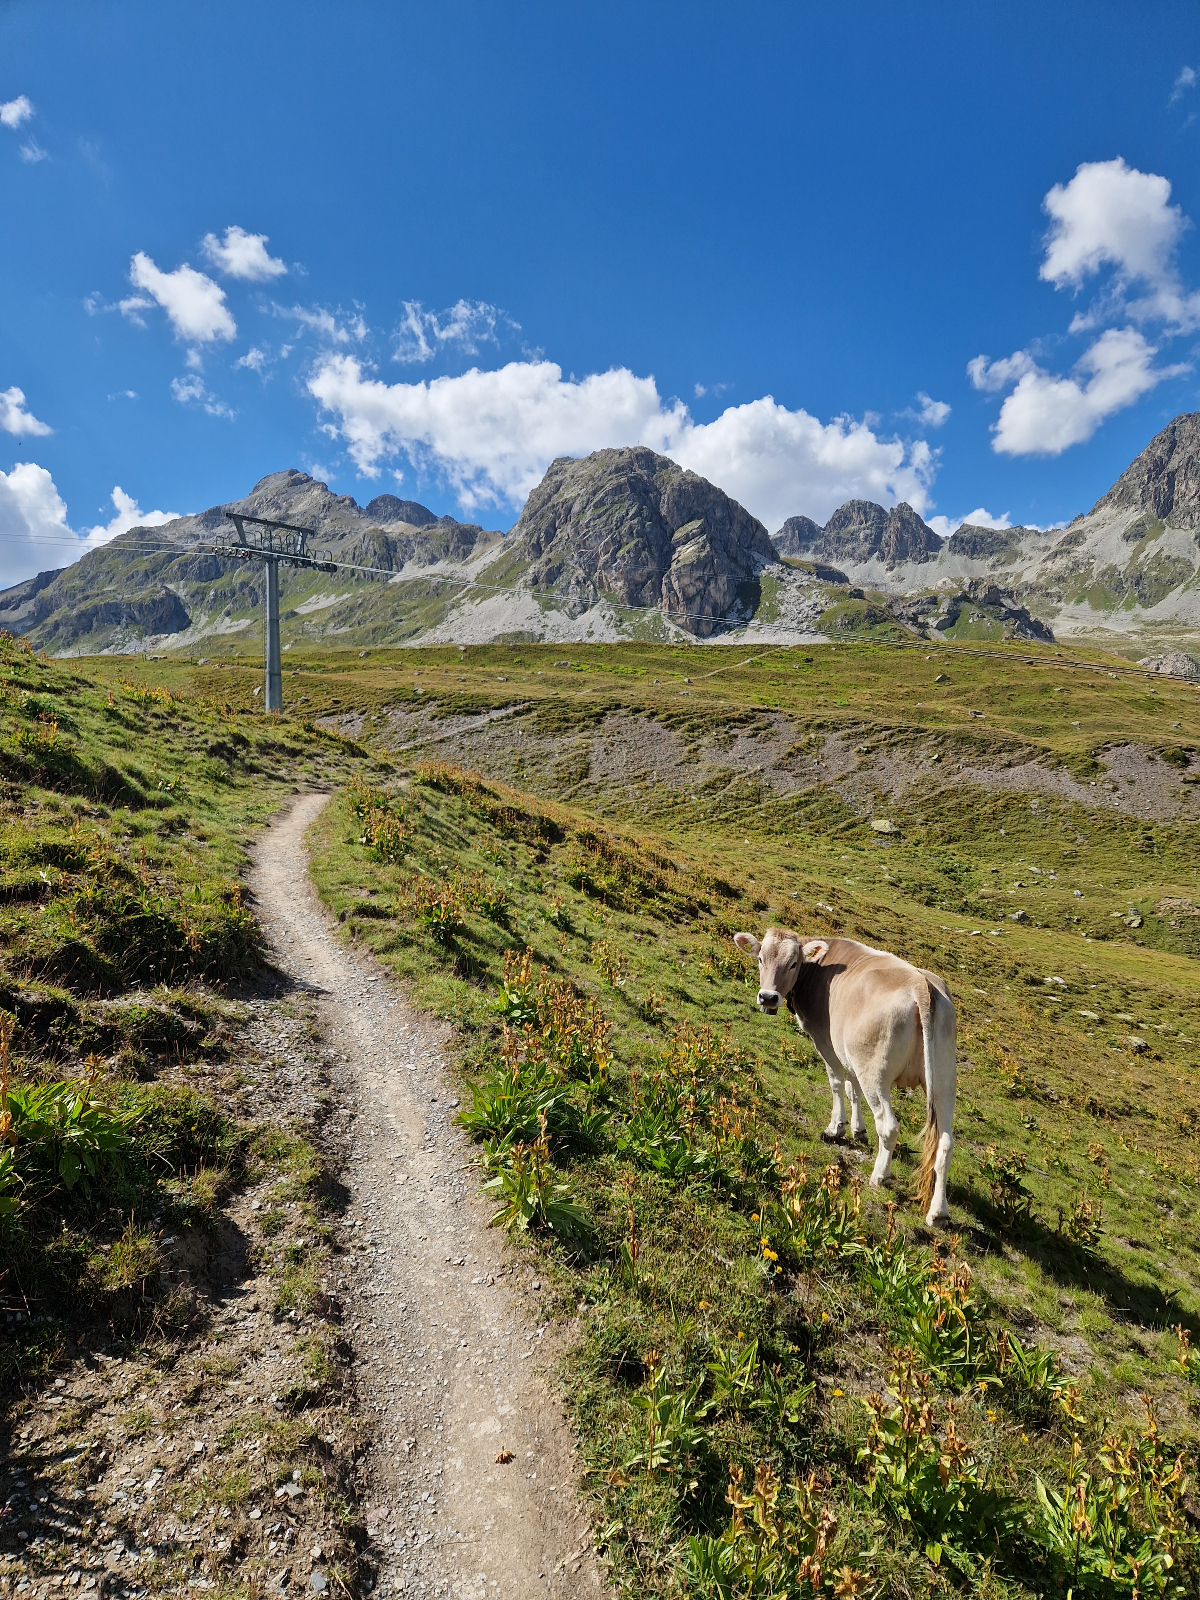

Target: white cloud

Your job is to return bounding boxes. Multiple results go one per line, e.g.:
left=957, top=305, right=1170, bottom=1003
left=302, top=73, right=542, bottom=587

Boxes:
left=393, top=300, right=508, bottom=363
left=171, top=373, right=236, bottom=419
left=914, top=392, right=951, bottom=427
left=927, top=507, right=1012, bottom=538
left=307, top=354, right=936, bottom=527
left=967, top=350, right=1038, bottom=392
left=272, top=303, right=365, bottom=344
left=201, top=225, right=287, bottom=282
left=989, top=327, right=1181, bottom=457
left=235, top=346, right=268, bottom=372
left=127, top=252, right=236, bottom=344
left=19, top=139, right=47, bottom=164
left=0, top=386, right=52, bottom=437
left=0, top=95, right=33, bottom=129
left=1040, top=157, right=1200, bottom=330
left=0, top=466, right=177, bottom=588
left=1169, top=65, right=1196, bottom=105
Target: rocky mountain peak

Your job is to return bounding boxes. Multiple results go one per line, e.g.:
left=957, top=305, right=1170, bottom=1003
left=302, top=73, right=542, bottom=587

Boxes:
left=509, top=447, right=777, bottom=636
left=774, top=499, right=942, bottom=568
left=363, top=494, right=440, bottom=528
left=1088, top=412, right=1200, bottom=530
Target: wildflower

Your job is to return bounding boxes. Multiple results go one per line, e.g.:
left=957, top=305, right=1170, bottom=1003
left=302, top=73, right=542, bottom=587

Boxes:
left=698, top=1300, right=709, bottom=1311
left=821, top=1312, right=829, bottom=1322
left=986, top=1409, right=997, bottom=1422
left=762, top=1246, right=778, bottom=1263
left=832, top=1388, right=844, bottom=1397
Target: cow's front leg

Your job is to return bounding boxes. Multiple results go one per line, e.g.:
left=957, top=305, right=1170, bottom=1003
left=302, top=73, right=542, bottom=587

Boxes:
left=864, top=1087, right=899, bottom=1186
left=845, top=1074, right=867, bottom=1142
left=821, top=1060, right=847, bottom=1139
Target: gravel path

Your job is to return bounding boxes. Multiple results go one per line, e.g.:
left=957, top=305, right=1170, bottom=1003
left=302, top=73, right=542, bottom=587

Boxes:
left=248, top=795, right=603, bottom=1600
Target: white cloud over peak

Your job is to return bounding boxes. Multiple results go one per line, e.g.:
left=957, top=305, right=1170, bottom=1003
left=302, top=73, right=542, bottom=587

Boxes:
left=201, top=225, right=287, bottom=282
left=970, top=158, right=1197, bottom=456
left=989, top=327, right=1179, bottom=457
left=0, top=95, right=33, bottom=129
left=127, top=252, right=237, bottom=344
left=927, top=507, right=1012, bottom=539
left=307, top=355, right=936, bottom=528
left=0, top=386, right=52, bottom=437
left=0, top=465, right=177, bottom=588
left=393, top=300, right=509, bottom=363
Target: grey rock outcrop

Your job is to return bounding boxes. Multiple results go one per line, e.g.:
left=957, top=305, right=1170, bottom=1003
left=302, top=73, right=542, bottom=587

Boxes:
left=772, top=515, right=822, bottom=557
left=509, top=447, right=777, bottom=636
left=1137, top=651, right=1200, bottom=679
left=1089, top=413, right=1200, bottom=531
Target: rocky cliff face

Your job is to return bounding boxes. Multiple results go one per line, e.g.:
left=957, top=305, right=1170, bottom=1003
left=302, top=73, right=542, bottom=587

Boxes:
left=771, top=500, right=941, bottom=568
left=510, top=447, right=778, bottom=636
left=1088, top=412, right=1200, bottom=530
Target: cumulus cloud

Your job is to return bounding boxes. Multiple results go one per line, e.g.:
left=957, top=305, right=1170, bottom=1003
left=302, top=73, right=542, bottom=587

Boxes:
left=0, top=386, right=52, bottom=437
left=990, top=327, right=1179, bottom=457
left=393, top=300, right=509, bottom=363
left=0, top=95, right=33, bottom=129
left=201, top=225, right=287, bottom=282
left=171, top=373, right=236, bottom=419
left=307, top=355, right=936, bottom=527
left=908, top=392, right=951, bottom=427
left=19, top=140, right=47, bottom=164
left=1040, top=157, right=1200, bottom=331
left=927, top=507, right=1012, bottom=538
left=970, top=158, right=1197, bottom=456
left=235, top=346, right=268, bottom=373
left=127, top=252, right=237, bottom=344
left=0, top=466, right=177, bottom=588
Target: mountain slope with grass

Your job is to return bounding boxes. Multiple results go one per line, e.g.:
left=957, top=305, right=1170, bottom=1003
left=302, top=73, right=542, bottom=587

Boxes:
left=771, top=413, right=1200, bottom=654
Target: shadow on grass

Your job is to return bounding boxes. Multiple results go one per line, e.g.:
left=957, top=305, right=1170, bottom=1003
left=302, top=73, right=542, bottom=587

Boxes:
left=954, top=1186, right=1200, bottom=1335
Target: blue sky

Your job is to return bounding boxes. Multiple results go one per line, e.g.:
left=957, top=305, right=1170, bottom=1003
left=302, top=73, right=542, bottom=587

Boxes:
left=2, top=0, right=1200, bottom=586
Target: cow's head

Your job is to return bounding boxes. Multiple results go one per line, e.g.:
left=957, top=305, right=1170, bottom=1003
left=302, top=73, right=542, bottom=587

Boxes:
left=733, top=927, right=828, bottom=1014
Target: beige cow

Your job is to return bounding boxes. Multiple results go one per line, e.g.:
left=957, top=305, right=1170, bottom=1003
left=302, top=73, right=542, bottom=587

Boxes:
left=733, top=928, right=956, bottom=1227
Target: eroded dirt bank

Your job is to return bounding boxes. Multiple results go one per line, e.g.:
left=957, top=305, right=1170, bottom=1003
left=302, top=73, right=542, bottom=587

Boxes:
left=250, top=795, right=603, bottom=1600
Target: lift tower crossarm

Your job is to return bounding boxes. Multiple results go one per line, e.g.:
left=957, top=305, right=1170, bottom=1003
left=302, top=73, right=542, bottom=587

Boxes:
left=207, top=511, right=337, bottom=712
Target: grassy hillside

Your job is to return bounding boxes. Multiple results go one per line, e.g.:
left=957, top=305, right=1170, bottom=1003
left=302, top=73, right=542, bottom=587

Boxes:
left=5, top=630, right=1199, bottom=1597
left=297, top=637, right=1200, bottom=1597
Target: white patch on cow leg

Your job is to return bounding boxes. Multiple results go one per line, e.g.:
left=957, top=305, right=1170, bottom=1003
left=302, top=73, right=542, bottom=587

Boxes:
left=822, top=1062, right=847, bottom=1138
left=845, top=1075, right=867, bottom=1141
left=866, top=1092, right=899, bottom=1186
left=926, top=1131, right=954, bottom=1226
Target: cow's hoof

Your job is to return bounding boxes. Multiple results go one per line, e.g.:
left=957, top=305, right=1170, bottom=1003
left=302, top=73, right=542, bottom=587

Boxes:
left=820, top=1127, right=846, bottom=1144
left=925, top=1209, right=951, bottom=1229
left=851, top=1127, right=869, bottom=1146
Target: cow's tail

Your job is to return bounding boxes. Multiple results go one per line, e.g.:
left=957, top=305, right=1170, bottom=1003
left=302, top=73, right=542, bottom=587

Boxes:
left=913, top=977, right=939, bottom=1215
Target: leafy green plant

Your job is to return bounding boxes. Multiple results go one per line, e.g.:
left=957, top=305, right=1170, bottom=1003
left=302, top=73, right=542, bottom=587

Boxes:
left=707, top=1335, right=761, bottom=1412
left=617, top=1104, right=710, bottom=1180
left=1035, top=1408, right=1198, bottom=1597
left=482, top=1125, right=593, bottom=1244
left=682, top=1462, right=863, bottom=1597
left=1059, top=1190, right=1104, bottom=1250
left=4, top=1077, right=137, bottom=1199
left=623, top=1351, right=712, bottom=1481
left=860, top=1352, right=1021, bottom=1569
left=980, top=1145, right=1035, bottom=1230
left=348, top=776, right=409, bottom=863
left=768, top=1159, right=865, bottom=1266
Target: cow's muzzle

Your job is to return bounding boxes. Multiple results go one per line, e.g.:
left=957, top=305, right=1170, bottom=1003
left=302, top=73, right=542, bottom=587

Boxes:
left=757, top=989, right=781, bottom=1014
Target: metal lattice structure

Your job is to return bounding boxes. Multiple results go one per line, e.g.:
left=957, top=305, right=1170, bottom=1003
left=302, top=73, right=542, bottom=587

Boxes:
left=208, top=513, right=336, bottom=710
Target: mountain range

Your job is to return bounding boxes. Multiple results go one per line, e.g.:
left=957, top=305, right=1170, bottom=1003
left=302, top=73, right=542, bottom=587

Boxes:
left=3, top=415, right=1200, bottom=657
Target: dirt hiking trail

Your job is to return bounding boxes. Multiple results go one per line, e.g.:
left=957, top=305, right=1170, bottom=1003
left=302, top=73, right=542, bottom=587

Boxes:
left=249, top=794, right=604, bottom=1599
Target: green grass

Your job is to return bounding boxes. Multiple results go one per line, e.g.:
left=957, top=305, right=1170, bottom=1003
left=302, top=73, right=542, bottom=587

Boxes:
left=4, top=627, right=1199, bottom=1596
left=302, top=637, right=1200, bottom=1598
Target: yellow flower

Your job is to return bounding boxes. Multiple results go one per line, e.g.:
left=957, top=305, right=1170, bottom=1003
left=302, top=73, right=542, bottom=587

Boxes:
left=751, top=1213, right=759, bottom=1222
left=821, top=1312, right=829, bottom=1322
left=762, top=1247, right=778, bottom=1263
left=832, top=1388, right=844, bottom=1397
left=986, top=1409, right=997, bottom=1422
left=698, top=1300, right=709, bottom=1310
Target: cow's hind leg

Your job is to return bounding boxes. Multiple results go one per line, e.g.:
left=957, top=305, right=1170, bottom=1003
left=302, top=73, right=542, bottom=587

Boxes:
left=863, top=1085, right=900, bottom=1187
left=845, top=1074, right=868, bottom=1143
left=925, top=1075, right=956, bottom=1227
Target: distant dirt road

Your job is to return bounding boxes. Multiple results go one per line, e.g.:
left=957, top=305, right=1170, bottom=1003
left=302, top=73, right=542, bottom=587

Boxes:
left=249, top=795, right=603, bottom=1600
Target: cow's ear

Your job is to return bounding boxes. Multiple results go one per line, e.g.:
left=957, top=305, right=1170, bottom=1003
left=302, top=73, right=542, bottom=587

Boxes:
left=801, top=939, right=829, bottom=964
left=733, top=931, right=761, bottom=956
